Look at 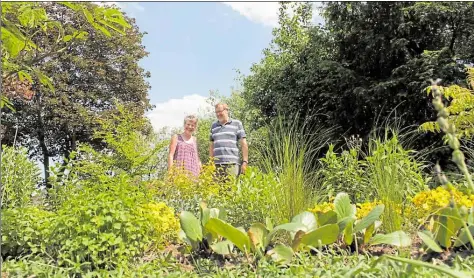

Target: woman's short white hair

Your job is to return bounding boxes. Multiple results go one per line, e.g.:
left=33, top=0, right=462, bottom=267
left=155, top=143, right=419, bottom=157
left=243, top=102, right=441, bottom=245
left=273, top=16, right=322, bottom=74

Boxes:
left=184, top=114, right=198, bottom=125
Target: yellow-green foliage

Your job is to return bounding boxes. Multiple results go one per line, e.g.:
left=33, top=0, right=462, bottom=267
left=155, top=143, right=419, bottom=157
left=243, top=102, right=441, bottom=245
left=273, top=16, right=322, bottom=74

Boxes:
left=140, top=202, right=180, bottom=245
left=157, top=162, right=221, bottom=201
left=420, top=68, right=474, bottom=138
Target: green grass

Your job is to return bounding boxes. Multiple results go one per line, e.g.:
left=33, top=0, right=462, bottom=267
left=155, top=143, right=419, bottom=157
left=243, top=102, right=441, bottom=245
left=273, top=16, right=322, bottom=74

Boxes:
left=255, top=115, right=336, bottom=223
left=4, top=251, right=474, bottom=278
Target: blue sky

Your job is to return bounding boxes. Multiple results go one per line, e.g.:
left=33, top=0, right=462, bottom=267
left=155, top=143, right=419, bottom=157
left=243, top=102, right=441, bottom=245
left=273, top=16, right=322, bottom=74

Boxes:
left=103, top=2, right=323, bottom=132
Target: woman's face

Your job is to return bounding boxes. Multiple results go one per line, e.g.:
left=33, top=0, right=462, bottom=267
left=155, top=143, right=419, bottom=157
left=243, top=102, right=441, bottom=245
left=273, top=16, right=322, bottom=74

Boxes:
left=184, top=120, right=197, bottom=133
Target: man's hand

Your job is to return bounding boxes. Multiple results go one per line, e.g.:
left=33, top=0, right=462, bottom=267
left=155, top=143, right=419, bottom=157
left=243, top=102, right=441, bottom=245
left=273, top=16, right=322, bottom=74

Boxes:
left=241, top=161, right=248, bottom=174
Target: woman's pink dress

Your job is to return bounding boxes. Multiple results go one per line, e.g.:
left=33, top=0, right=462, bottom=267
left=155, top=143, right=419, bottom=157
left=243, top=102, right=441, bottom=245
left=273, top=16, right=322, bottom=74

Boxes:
left=173, top=134, right=200, bottom=177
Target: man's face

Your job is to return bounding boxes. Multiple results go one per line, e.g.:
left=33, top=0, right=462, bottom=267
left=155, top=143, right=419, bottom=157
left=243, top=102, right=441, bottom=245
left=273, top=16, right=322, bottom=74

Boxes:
left=215, top=105, right=228, bottom=122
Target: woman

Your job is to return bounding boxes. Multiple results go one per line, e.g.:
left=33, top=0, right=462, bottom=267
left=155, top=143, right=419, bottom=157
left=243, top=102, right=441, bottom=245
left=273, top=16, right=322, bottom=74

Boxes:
left=168, top=115, right=201, bottom=177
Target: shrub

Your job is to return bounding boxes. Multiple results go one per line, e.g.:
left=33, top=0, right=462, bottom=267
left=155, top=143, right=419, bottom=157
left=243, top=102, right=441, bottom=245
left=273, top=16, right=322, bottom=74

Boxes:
left=1, top=145, right=41, bottom=208
left=214, top=166, right=283, bottom=227
left=49, top=176, right=159, bottom=270
left=1, top=207, right=55, bottom=258
left=318, top=145, right=368, bottom=202
left=155, top=161, right=225, bottom=214
left=140, top=202, right=180, bottom=245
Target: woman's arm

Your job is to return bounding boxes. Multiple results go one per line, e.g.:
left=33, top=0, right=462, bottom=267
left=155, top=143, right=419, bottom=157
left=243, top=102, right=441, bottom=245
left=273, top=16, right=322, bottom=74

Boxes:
left=168, top=135, right=178, bottom=171
left=194, top=136, right=202, bottom=169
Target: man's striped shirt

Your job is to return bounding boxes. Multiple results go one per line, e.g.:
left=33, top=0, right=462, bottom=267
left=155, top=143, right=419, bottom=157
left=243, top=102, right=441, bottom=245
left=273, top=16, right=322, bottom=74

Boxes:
left=210, top=119, right=246, bottom=165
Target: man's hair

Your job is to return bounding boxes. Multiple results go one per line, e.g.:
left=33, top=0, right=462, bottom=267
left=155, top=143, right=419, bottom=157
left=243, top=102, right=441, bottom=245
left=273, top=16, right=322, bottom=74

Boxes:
left=214, top=103, right=229, bottom=110
left=184, top=114, right=198, bottom=125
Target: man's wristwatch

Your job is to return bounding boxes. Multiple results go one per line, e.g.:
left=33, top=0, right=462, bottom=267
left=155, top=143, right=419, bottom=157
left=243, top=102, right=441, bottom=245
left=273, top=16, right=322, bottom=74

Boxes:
left=242, top=160, right=248, bottom=165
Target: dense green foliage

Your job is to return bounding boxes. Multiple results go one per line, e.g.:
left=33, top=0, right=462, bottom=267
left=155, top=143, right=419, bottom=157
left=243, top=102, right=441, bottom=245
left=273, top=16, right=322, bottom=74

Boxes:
left=3, top=1, right=474, bottom=277
left=1, top=145, right=41, bottom=208
left=242, top=2, right=474, bottom=164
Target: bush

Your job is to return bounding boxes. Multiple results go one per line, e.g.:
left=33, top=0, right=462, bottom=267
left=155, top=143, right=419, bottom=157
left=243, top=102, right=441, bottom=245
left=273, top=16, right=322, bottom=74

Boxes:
left=1, top=206, right=55, bottom=258
left=318, top=145, right=368, bottom=202
left=214, top=167, right=283, bottom=227
left=1, top=145, right=41, bottom=209
left=50, top=176, right=172, bottom=270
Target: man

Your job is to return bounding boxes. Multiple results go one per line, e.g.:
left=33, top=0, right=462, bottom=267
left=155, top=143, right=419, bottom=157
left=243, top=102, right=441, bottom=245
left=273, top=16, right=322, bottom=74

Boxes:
left=209, top=103, right=248, bottom=178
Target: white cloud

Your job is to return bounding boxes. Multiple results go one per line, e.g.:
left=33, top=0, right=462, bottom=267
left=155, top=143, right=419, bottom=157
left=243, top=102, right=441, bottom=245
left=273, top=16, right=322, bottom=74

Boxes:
left=146, top=94, right=214, bottom=133
left=223, top=2, right=281, bottom=27
left=223, top=2, right=325, bottom=27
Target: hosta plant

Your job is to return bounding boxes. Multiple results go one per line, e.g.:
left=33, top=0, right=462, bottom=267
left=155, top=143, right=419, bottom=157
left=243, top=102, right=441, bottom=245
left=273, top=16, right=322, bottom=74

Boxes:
left=314, top=193, right=412, bottom=250
left=178, top=202, right=230, bottom=255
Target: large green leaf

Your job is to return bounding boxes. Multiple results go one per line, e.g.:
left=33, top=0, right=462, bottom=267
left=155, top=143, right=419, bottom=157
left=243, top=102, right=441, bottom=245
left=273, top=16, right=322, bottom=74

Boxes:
left=292, top=211, right=318, bottom=231
left=337, top=216, right=357, bottom=232
left=369, top=231, right=412, bottom=247
left=363, top=223, right=375, bottom=245
left=299, top=224, right=339, bottom=249
left=434, top=207, right=463, bottom=248
left=453, top=225, right=474, bottom=247
left=179, top=211, right=202, bottom=243
left=205, top=218, right=251, bottom=253
left=334, top=192, right=356, bottom=221
left=343, top=218, right=355, bottom=245
left=317, top=210, right=338, bottom=226
left=248, top=223, right=269, bottom=251
left=418, top=231, right=443, bottom=252
left=354, top=204, right=384, bottom=233
left=211, top=240, right=234, bottom=255
left=266, top=244, right=294, bottom=265
left=268, top=222, right=307, bottom=242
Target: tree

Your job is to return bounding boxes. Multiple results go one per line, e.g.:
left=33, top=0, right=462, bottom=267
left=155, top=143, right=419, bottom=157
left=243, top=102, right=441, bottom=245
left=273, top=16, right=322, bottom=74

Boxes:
left=243, top=2, right=474, bottom=163
left=2, top=2, right=151, bottom=185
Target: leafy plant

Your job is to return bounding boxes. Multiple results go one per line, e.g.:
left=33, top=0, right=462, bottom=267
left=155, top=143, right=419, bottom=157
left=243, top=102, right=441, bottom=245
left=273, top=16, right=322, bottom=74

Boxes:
left=178, top=202, right=229, bottom=255
left=318, top=145, right=368, bottom=202
left=1, top=207, right=55, bottom=257
left=1, top=145, right=41, bottom=209
left=313, top=193, right=412, bottom=250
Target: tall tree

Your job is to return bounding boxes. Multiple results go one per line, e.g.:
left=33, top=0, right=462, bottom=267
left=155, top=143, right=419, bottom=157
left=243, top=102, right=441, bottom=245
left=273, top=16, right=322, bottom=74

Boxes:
left=244, top=2, right=474, bottom=162
left=2, top=3, right=151, bottom=185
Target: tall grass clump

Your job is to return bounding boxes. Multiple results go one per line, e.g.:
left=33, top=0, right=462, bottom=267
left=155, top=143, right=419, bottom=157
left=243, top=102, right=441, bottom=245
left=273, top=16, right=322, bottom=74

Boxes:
left=256, top=115, right=336, bottom=223
left=364, top=127, right=428, bottom=232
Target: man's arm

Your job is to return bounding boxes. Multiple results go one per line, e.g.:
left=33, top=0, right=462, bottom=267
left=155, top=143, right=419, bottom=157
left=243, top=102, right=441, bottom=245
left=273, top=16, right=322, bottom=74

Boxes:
left=240, top=138, right=248, bottom=163
left=209, top=141, right=214, bottom=159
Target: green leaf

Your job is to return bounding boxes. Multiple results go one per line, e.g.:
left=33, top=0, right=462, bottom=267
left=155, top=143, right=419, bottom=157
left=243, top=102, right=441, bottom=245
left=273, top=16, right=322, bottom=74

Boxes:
left=291, top=211, right=317, bottom=231
left=179, top=211, right=202, bottom=243
left=299, top=224, right=339, bottom=249
left=18, top=71, right=33, bottom=83
left=205, top=218, right=251, bottom=253
left=34, top=69, right=55, bottom=92
left=354, top=204, right=384, bottom=233
left=63, top=35, right=74, bottom=42
left=211, top=240, right=234, bottom=255
left=418, top=231, right=443, bottom=252
left=453, top=225, right=474, bottom=248
left=434, top=207, right=463, bottom=248
left=317, top=210, right=338, bottom=226
left=266, top=217, right=274, bottom=231
left=337, top=216, right=357, bottom=232
left=369, top=231, right=412, bottom=247
left=343, top=218, right=355, bottom=245
left=59, top=2, right=81, bottom=11
left=334, top=192, right=356, bottom=221
left=266, top=244, right=293, bottom=265
left=268, top=222, right=306, bottom=242
left=248, top=223, right=269, bottom=250
left=363, top=223, right=375, bottom=245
